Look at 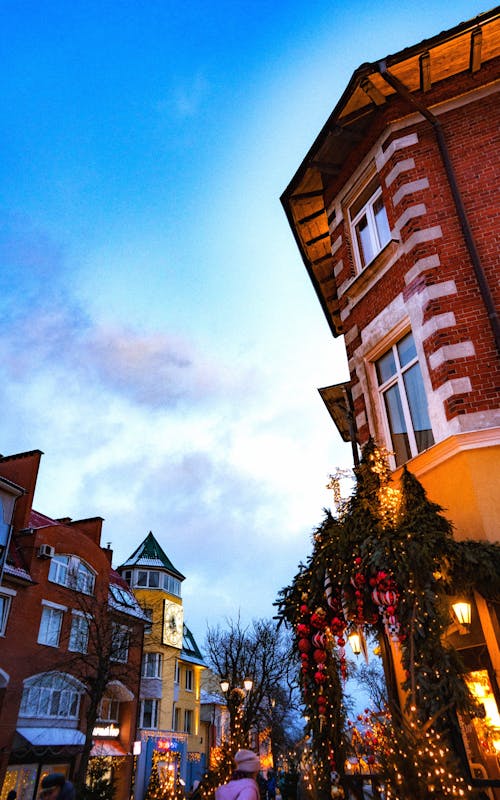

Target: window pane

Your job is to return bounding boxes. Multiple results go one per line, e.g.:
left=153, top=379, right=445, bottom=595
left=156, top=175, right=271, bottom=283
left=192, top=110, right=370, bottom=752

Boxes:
left=373, top=195, right=391, bottom=249
left=148, top=572, right=159, bottom=588
left=383, top=384, right=412, bottom=465
left=397, top=332, right=417, bottom=367
left=137, top=571, right=147, bottom=586
left=403, top=364, right=435, bottom=453
left=376, top=349, right=396, bottom=384
left=355, top=214, right=374, bottom=266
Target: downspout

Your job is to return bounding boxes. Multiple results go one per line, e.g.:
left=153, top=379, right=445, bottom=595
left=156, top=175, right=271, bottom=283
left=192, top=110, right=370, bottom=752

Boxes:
left=377, top=60, right=500, bottom=357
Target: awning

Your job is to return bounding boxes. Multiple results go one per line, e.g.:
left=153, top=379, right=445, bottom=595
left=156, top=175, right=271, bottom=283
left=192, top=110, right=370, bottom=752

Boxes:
left=17, top=728, right=85, bottom=746
left=91, top=740, right=128, bottom=757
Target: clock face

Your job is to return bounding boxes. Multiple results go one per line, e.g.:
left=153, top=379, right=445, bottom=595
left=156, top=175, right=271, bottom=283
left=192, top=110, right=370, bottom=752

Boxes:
left=163, top=601, right=183, bottom=648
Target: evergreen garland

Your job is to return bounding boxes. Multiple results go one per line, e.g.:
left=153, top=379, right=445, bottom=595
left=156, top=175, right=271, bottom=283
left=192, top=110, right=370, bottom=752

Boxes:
left=276, top=440, right=500, bottom=799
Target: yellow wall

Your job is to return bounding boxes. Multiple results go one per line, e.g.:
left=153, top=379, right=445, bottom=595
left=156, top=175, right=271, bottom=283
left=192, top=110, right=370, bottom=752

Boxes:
left=393, top=440, right=500, bottom=544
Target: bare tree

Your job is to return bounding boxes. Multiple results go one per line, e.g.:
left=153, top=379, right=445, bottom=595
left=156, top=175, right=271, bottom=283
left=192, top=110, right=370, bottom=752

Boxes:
left=204, top=617, right=302, bottom=762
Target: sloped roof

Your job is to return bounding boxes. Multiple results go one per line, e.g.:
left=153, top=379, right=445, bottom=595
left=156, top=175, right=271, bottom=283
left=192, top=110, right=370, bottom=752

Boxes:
left=118, top=531, right=185, bottom=580
left=108, top=569, right=151, bottom=621
left=181, top=623, right=206, bottom=667
left=281, top=7, right=500, bottom=337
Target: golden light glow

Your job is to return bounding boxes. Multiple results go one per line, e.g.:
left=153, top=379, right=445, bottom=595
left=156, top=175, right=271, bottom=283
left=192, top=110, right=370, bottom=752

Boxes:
left=347, top=632, right=362, bottom=655
left=452, top=601, right=471, bottom=626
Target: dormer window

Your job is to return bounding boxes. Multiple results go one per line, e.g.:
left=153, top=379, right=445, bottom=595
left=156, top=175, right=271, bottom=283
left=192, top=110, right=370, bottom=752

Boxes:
left=48, top=555, right=95, bottom=595
left=130, top=569, right=181, bottom=597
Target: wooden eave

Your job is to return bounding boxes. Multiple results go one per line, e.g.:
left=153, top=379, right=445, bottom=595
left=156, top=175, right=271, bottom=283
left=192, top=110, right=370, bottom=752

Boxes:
left=281, top=7, right=500, bottom=338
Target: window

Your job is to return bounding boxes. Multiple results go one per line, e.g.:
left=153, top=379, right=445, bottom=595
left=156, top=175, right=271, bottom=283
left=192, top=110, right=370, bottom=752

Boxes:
left=173, top=706, right=181, bottom=731
left=48, top=555, right=95, bottom=595
left=38, top=603, right=65, bottom=647
left=68, top=612, right=90, bottom=653
left=184, top=709, right=193, bottom=734
left=185, top=668, right=193, bottom=692
left=137, top=570, right=160, bottom=588
left=349, top=176, right=391, bottom=270
left=0, top=592, right=13, bottom=636
left=142, top=652, right=162, bottom=678
left=174, top=660, right=180, bottom=685
left=376, top=331, right=434, bottom=466
left=20, top=673, right=82, bottom=720
left=139, top=699, right=159, bottom=729
left=111, top=624, right=130, bottom=663
left=99, top=696, right=120, bottom=723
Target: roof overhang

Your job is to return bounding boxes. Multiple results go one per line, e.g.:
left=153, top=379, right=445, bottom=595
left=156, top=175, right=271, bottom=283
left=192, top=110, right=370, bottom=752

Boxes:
left=281, top=8, right=500, bottom=337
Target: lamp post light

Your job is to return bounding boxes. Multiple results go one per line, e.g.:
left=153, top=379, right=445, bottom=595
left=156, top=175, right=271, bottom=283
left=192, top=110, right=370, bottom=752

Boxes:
left=220, top=677, right=254, bottom=748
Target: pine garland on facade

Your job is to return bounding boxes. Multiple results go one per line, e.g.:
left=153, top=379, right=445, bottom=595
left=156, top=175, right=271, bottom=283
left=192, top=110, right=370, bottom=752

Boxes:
left=276, top=440, right=500, bottom=799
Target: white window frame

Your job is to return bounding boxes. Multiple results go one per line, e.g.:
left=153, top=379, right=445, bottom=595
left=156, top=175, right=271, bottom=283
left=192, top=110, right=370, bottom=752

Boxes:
left=38, top=601, right=66, bottom=647
left=48, top=554, right=95, bottom=595
left=174, top=660, right=180, bottom=685
left=142, top=652, right=162, bottom=678
left=68, top=611, right=90, bottom=653
left=0, top=588, right=15, bottom=636
left=20, top=672, right=82, bottom=720
left=98, top=696, right=120, bottom=723
left=374, top=330, right=434, bottom=467
left=185, top=668, right=193, bottom=692
left=183, top=709, right=193, bottom=734
left=349, top=176, right=391, bottom=271
left=110, top=623, right=130, bottom=663
left=139, top=699, right=159, bottom=729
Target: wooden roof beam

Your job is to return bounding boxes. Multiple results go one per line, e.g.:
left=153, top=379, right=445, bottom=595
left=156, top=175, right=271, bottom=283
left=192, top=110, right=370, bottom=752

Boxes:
left=419, top=52, right=431, bottom=92
left=305, top=231, right=330, bottom=246
left=290, top=190, right=324, bottom=202
left=470, top=27, right=482, bottom=73
left=327, top=124, right=364, bottom=143
left=311, top=161, right=341, bottom=176
left=297, top=208, right=325, bottom=226
left=360, top=77, right=386, bottom=105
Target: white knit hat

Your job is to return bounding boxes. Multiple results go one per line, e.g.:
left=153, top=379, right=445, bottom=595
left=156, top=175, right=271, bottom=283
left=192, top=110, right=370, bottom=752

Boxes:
left=234, top=749, right=260, bottom=773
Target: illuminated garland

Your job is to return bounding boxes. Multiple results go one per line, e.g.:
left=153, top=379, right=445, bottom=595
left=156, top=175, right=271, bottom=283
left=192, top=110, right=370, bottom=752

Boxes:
left=276, top=440, right=500, bottom=799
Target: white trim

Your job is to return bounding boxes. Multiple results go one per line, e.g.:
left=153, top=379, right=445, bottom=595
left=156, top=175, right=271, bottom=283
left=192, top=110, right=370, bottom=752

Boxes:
left=392, top=428, right=500, bottom=479
left=376, top=133, right=419, bottom=170
left=385, top=158, right=415, bottom=188
left=404, top=254, right=441, bottom=284
left=421, top=312, right=456, bottom=341
left=402, top=225, right=443, bottom=254
left=41, top=599, right=68, bottom=612
left=429, top=342, right=476, bottom=370
left=393, top=203, right=427, bottom=235
left=392, top=178, right=430, bottom=207
left=0, top=587, right=16, bottom=597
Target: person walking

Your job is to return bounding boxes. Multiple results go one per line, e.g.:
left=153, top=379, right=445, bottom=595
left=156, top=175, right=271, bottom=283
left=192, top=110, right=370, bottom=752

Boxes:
left=215, top=750, right=261, bottom=800
left=266, top=772, right=276, bottom=800
left=39, top=774, right=75, bottom=800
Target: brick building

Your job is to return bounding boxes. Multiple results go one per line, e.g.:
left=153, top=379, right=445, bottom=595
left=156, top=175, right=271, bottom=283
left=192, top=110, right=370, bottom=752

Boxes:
left=281, top=8, right=500, bottom=793
left=0, top=450, right=147, bottom=800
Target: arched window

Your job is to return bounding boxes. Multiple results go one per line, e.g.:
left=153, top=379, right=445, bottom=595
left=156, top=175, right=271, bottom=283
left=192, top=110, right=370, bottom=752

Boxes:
left=19, top=672, right=84, bottom=720
left=49, top=555, right=95, bottom=594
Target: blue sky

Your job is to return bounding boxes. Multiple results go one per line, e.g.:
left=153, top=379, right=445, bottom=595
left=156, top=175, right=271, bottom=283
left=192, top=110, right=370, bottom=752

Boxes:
left=0, top=0, right=487, bottom=646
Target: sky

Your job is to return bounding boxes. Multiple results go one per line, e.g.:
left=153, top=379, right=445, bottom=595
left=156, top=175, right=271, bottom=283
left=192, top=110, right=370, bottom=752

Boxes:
left=0, top=0, right=488, bottom=648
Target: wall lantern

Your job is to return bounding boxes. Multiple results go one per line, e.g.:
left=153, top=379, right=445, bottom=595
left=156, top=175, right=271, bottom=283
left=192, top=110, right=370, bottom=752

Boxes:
left=243, top=677, right=254, bottom=692
left=452, top=600, right=472, bottom=627
left=220, top=678, right=230, bottom=693
left=348, top=631, right=362, bottom=656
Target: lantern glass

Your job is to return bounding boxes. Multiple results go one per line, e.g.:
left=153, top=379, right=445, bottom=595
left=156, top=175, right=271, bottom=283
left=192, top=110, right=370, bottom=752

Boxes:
left=220, top=678, right=230, bottom=693
left=452, top=601, right=471, bottom=626
left=348, top=632, right=362, bottom=655
left=243, top=677, right=253, bottom=692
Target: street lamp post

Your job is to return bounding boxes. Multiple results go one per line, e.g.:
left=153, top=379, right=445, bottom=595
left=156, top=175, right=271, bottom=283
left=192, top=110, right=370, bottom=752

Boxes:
left=220, top=677, right=253, bottom=749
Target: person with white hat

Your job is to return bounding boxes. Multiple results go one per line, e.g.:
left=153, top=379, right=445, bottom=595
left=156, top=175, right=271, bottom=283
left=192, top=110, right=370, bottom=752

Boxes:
left=215, top=749, right=261, bottom=800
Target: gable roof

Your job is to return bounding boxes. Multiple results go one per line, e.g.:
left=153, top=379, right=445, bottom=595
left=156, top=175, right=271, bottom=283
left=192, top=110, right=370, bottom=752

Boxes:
left=280, top=8, right=500, bottom=337
left=119, top=531, right=185, bottom=580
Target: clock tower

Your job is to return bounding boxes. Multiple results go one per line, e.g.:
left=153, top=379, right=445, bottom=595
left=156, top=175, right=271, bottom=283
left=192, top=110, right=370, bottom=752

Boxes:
left=117, top=532, right=206, bottom=796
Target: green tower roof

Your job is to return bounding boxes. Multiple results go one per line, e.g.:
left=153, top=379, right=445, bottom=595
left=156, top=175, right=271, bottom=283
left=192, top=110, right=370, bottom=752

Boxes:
left=119, top=531, right=185, bottom=580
